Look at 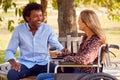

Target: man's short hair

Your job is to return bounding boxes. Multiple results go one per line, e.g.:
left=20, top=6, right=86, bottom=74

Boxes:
left=23, top=2, right=43, bottom=22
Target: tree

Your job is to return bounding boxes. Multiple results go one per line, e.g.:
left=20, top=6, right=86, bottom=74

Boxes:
left=53, top=0, right=120, bottom=36
left=81, top=0, right=120, bottom=21
left=0, top=0, right=120, bottom=36
left=41, top=0, right=48, bottom=23
left=57, top=0, right=78, bottom=37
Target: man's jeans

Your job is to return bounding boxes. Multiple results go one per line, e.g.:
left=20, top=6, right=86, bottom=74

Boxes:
left=7, top=62, right=56, bottom=80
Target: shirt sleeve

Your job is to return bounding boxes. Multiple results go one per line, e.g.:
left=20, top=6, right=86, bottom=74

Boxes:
left=48, top=28, right=64, bottom=51
left=64, top=38, right=102, bottom=65
left=5, top=27, right=19, bottom=61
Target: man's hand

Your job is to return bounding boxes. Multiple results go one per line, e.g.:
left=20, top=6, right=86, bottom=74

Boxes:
left=8, top=59, right=21, bottom=72
left=56, top=51, right=62, bottom=56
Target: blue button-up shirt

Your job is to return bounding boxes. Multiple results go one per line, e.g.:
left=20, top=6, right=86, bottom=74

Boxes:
left=5, top=22, right=63, bottom=68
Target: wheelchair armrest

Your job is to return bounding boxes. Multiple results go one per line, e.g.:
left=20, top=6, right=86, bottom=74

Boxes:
left=54, top=62, right=102, bottom=73
left=58, top=61, right=95, bottom=65
left=58, top=61, right=79, bottom=65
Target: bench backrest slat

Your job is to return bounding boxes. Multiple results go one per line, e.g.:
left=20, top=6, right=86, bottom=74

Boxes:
left=58, top=35, right=82, bottom=53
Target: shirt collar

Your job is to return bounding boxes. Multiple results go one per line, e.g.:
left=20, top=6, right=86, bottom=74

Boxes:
left=25, top=22, right=44, bottom=31
left=25, top=23, right=30, bottom=30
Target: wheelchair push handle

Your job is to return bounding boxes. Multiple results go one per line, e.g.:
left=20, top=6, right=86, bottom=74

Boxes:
left=108, top=44, right=119, bottom=49
left=105, top=44, right=119, bottom=57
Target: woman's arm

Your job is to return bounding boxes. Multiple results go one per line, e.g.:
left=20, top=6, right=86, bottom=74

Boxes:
left=64, top=38, right=102, bottom=65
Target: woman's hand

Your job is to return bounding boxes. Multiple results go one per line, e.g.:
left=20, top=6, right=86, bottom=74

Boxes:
left=61, top=67, right=64, bottom=72
left=63, top=55, right=72, bottom=61
left=56, top=51, right=62, bottom=56
left=61, top=48, right=71, bottom=55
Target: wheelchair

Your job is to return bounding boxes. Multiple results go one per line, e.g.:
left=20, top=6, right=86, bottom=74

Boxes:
left=50, top=44, right=119, bottom=80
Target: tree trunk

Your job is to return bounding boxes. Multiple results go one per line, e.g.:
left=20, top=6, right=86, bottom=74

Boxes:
left=57, top=0, right=78, bottom=37
left=41, top=0, right=48, bottom=23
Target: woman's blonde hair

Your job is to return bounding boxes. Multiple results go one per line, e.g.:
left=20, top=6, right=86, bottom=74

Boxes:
left=80, top=9, right=106, bottom=44
left=81, top=9, right=106, bottom=63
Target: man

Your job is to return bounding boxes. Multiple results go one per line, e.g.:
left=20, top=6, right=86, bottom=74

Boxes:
left=5, top=2, right=64, bottom=80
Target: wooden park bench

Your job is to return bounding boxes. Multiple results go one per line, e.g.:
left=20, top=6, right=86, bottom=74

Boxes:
left=0, top=62, right=36, bottom=80
left=0, top=35, right=82, bottom=80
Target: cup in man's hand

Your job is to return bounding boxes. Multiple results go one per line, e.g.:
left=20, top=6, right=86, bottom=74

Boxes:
left=49, top=47, right=58, bottom=58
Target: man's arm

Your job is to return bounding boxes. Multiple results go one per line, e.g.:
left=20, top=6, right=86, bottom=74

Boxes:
left=5, top=27, right=20, bottom=72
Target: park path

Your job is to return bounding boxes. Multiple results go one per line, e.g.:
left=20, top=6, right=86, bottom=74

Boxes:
left=103, top=58, right=120, bottom=79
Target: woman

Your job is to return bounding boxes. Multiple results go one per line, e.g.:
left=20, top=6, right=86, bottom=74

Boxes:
left=36, top=9, right=106, bottom=80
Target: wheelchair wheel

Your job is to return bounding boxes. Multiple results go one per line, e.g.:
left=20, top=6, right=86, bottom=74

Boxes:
left=55, top=73, right=87, bottom=80
left=79, top=73, right=118, bottom=80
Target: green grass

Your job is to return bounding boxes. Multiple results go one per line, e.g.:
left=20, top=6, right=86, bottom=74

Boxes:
left=0, top=50, right=19, bottom=64
left=0, top=12, right=15, bottom=17
left=0, top=50, right=5, bottom=64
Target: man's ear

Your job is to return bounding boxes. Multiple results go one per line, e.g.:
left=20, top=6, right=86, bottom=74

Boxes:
left=26, top=16, right=29, bottom=22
